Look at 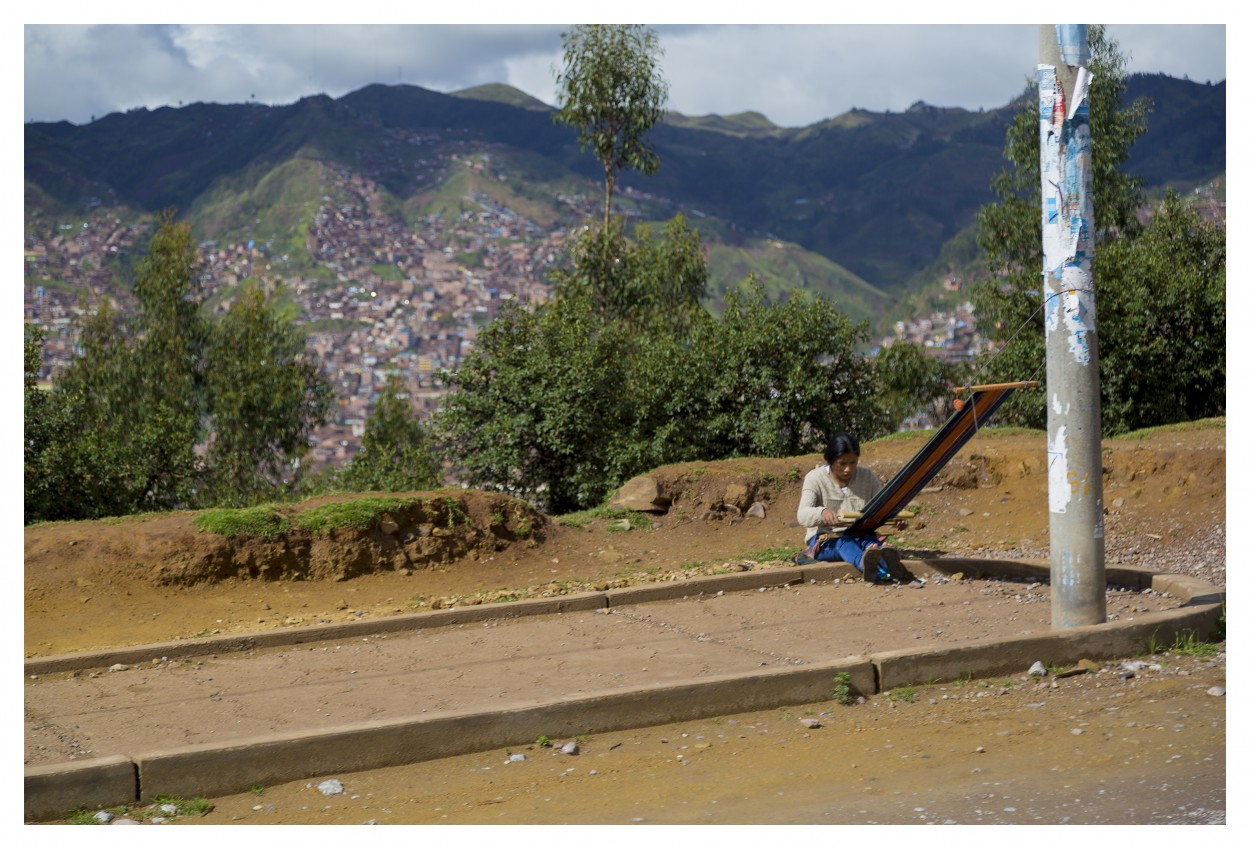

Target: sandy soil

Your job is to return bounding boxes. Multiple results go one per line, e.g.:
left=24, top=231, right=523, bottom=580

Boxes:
left=23, top=424, right=1228, bottom=825
left=187, top=649, right=1227, bottom=826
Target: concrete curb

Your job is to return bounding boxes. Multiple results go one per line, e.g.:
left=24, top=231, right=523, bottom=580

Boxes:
left=24, top=558, right=1224, bottom=821
left=24, top=756, right=136, bottom=822
left=874, top=605, right=1224, bottom=690
left=131, top=657, right=877, bottom=801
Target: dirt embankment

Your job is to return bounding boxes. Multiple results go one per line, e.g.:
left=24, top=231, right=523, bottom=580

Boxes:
left=24, top=424, right=1225, bottom=657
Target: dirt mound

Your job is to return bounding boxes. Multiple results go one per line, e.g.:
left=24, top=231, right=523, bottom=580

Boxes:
left=27, top=490, right=550, bottom=589
left=174, top=491, right=549, bottom=586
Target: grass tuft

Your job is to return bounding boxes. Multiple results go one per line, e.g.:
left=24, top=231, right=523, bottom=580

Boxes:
left=292, top=496, right=425, bottom=536
left=194, top=506, right=291, bottom=539
left=1117, top=417, right=1224, bottom=440
left=1167, top=631, right=1221, bottom=657
left=737, top=546, right=794, bottom=562
left=65, top=795, right=213, bottom=824
left=884, top=685, right=917, bottom=703
left=831, top=671, right=854, bottom=705
left=557, top=504, right=651, bottom=530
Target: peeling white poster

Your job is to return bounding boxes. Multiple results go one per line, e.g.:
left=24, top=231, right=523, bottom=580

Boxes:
left=1048, top=423, right=1071, bottom=513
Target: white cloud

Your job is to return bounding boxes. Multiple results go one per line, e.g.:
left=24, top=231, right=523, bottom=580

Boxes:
left=1109, top=24, right=1226, bottom=84
left=22, top=23, right=1228, bottom=127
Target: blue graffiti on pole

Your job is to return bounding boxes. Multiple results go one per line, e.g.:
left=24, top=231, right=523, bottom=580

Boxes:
left=1069, top=326, right=1092, bottom=364
left=1038, top=65, right=1058, bottom=122
left=1037, top=65, right=1063, bottom=270
left=1055, top=24, right=1089, bottom=66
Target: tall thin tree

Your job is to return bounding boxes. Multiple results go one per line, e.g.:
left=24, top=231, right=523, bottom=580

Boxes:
left=554, top=24, right=669, bottom=230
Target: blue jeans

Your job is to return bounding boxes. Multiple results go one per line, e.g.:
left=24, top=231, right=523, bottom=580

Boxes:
left=834, top=534, right=879, bottom=572
left=810, top=533, right=889, bottom=580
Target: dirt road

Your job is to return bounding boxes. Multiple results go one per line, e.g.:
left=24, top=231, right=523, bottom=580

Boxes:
left=187, top=648, right=1227, bottom=826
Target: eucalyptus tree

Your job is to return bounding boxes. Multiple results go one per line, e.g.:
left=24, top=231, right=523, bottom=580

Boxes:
left=554, top=24, right=669, bottom=229
left=40, top=211, right=206, bottom=518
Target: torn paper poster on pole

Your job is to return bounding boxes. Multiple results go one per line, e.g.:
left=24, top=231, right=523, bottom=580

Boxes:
left=1055, top=24, right=1090, bottom=67
left=1038, top=62, right=1096, bottom=366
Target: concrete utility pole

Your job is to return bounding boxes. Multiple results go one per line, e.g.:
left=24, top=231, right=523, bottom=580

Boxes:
left=1038, top=25, right=1105, bottom=627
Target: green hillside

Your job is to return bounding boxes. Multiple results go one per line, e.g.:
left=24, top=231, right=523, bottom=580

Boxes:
left=404, top=148, right=593, bottom=230
left=662, top=110, right=784, bottom=137
left=189, top=156, right=332, bottom=264
left=704, top=239, right=889, bottom=325
left=452, top=83, right=554, bottom=112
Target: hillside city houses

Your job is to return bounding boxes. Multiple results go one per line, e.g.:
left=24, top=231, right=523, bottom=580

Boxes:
left=26, top=152, right=993, bottom=476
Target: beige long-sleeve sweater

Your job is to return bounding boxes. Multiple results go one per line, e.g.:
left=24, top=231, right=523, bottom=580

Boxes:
left=796, top=465, right=883, bottom=544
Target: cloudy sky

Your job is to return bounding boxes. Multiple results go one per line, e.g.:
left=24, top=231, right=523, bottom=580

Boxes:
left=22, top=15, right=1228, bottom=129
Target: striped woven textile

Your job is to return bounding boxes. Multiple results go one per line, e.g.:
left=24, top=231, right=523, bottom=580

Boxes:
left=843, top=382, right=1033, bottom=536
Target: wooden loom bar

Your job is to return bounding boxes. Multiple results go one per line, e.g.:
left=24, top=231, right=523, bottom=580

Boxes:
left=953, top=380, right=1038, bottom=395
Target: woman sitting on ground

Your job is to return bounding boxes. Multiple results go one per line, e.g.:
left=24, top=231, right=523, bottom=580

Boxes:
left=796, top=432, right=908, bottom=583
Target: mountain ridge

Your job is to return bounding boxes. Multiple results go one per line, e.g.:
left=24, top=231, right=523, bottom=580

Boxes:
left=24, top=73, right=1225, bottom=312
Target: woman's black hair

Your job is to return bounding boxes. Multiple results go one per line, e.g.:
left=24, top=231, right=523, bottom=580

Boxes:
left=823, top=432, right=861, bottom=465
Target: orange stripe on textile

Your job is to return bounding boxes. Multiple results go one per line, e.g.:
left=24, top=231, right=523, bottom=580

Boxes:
left=844, top=385, right=1019, bottom=536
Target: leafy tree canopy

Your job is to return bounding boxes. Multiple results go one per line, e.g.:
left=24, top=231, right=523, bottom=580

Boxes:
left=330, top=373, right=443, bottom=494
left=36, top=212, right=205, bottom=518
left=551, top=214, right=707, bottom=334
left=436, top=218, right=885, bottom=514
left=874, top=342, right=968, bottom=431
left=436, top=291, right=634, bottom=513
left=24, top=212, right=334, bottom=523
left=1092, top=191, right=1225, bottom=432
left=200, top=284, right=336, bottom=506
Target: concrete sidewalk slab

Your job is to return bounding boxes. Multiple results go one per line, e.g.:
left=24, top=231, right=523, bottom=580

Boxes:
left=25, top=558, right=1225, bottom=821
